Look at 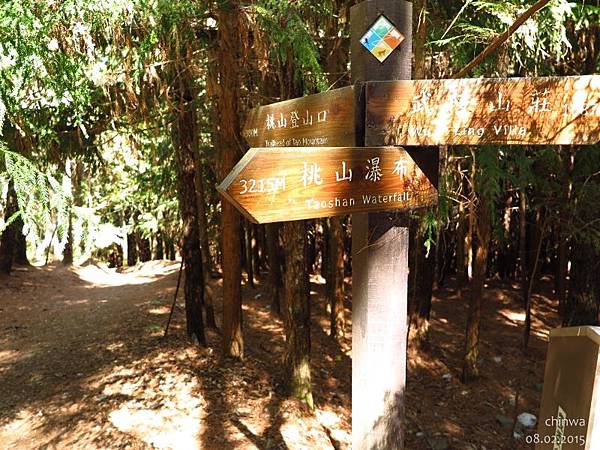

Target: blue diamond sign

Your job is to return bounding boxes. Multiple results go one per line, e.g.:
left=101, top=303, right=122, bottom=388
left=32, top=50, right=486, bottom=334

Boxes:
left=360, top=15, right=405, bottom=63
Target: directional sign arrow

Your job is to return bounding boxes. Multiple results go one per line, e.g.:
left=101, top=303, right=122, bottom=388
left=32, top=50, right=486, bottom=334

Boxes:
left=242, top=86, right=358, bottom=148
left=217, top=147, right=438, bottom=224
left=367, top=75, right=600, bottom=146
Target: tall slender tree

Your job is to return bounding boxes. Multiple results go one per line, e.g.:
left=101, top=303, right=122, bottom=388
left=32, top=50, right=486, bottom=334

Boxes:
left=216, top=0, right=244, bottom=359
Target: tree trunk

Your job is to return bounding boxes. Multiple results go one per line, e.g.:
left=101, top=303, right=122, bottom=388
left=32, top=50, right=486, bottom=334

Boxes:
left=172, top=52, right=206, bottom=347
left=63, top=213, right=74, bottom=265
left=63, top=160, right=75, bottom=265
left=409, top=216, right=435, bottom=347
left=456, top=198, right=468, bottom=284
left=240, top=219, right=247, bottom=275
left=413, top=0, right=428, bottom=79
left=127, top=232, right=138, bottom=266
left=519, top=189, right=528, bottom=288
left=14, top=216, right=29, bottom=266
left=329, top=216, right=346, bottom=340
left=246, top=221, right=255, bottom=288
left=195, top=167, right=213, bottom=273
left=155, top=233, right=164, bottom=260
left=321, top=219, right=330, bottom=281
left=216, top=1, right=243, bottom=359
left=165, top=237, right=176, bottom=261
left=283, top=220, right=314, bottom=408
left=556, top=147, right=574, bottom=316
left=193, top=163, right=216, bottom=328
left=524, top=209, right=546, bottom=350
left=0, top=183, right=18, bottom=275
left=138, top=235, right=151, bottom=262
left=252, top=224, right=261, bottom=277
left=462, top=153, right=492, bottom=383
left=564, top=240, right=600, bottom=326
left=267, top=223, right=283, bottom=315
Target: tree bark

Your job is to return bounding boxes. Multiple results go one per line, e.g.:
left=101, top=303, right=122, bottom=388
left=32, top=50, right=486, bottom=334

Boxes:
left=216, top=1, right=244, bottom=359
left=63, top=213, right=74, bottom=265
left=0, top=183, right=18, bottom=275
left=246, top=221, right=255, bottom=288
left=556, top=147, right=574, bottom=315
left=564, top=240, right=600, bottom=326
left=63, top=160, right=75, bottom=265
left=267, top=223, right=283, bottom=315
left=127, top=231, right=138, bottom=266
left=172, top=51, right=206, bottom=347
left=524, top=209, right=546, bottom=350
left=409, top=217, right=435, bottom=347
left=194, top=167, right=213, bottom=273
left=165, top=237, right=176, bottom=261
left=519, top=189, right=528, bottom=288
left=155, top=233, right=164, bottom=260
left=252, top=224, right=261, bottom=277
left=193, top=164, right=216, bottom=328
left=138, top=235, right=152, bottom=262
left=414, top=0, right=428, bottom=79
left=14, top=215, right=29, bottom=266
left=462, top=152, right=492, bottom=383
left=283, top=220, right=314, bottom=408
left=329, top=216, right=346, bottom=340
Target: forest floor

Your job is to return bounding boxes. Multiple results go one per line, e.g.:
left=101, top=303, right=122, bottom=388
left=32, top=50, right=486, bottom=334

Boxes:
left=0, top=260, right=558, bottom=449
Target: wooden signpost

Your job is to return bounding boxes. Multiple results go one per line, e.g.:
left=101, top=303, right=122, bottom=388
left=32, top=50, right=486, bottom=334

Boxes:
left=242, top=86, right=358, bottom=148
left=366, top=75, right=600, bottom=146
left=217, top=147, right=437, bottom=223
left=217, top=0, right=600, bottom=448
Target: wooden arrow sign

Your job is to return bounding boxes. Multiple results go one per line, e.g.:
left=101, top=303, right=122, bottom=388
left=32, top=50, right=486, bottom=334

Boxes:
left=367, top=75, right=600, bottom=145
left=242, top=86, right=357, bottom=148
left=217, top=147, right=438, bottom=224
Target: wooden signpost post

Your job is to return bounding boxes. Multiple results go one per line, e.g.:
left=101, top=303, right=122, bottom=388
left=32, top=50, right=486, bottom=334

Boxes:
left=217, top=0, right=600, bottom=448
left=217, top=146, right=437, bottom=223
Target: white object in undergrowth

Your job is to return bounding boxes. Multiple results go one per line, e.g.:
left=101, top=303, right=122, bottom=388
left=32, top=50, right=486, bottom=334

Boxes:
left=517, top=412, right=537, bottom=428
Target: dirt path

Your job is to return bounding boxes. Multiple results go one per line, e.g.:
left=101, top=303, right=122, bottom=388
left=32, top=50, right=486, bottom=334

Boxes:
left=0, top=262, right=351, bottom=450
left=0, top=261, right=558, bottom=449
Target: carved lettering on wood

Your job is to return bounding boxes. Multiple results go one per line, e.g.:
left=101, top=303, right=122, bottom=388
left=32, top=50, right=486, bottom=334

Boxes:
left=367, top=75, right=600, bottom=145
left=242, top=86, right=357, bottom=148
left=218, top=146, right=438, bottom=224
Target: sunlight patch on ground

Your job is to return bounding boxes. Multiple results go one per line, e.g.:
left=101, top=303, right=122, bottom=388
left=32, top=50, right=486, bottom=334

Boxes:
left=279, top=411, right=334, bottom=448
left=148, top=306, right=170, bottom=315
left=0, top=408, right=45, bottom=449
left=103, top=365, right=205, bottom=450
left=61, top=299, right=90, bottom=305
left=109, top=405, right=202, bottom=450
left=499, top=309, right=526, bottom=324
left=316, top=408, right=352, bottom=446
left=0, top=350, right=20, bottom=363
left=105, top=342, right=125, bottom=352
left=75, top=260, right=180, bottom=287
left=440, top=418, right=463, bottom=435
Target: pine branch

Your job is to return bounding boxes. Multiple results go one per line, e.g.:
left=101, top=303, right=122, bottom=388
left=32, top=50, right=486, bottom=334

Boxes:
left=452, top=0, right=552, bottom=79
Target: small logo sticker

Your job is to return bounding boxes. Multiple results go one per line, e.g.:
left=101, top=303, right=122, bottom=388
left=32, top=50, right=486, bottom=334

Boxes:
left=360, top=15, right=405, bottom=63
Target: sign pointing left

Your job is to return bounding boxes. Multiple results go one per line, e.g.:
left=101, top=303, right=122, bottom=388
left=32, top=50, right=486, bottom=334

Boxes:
left=217, top=147, right=438, bottom=224
left=242, top=86, right=357, bottom=148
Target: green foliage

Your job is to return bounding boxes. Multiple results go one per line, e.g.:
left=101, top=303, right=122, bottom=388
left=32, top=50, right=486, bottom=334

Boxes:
left=0, top=143, right=68, bottom=238
left=254, top=0, right=329, bottom=93
left=429, top=0, right=574, bottom=76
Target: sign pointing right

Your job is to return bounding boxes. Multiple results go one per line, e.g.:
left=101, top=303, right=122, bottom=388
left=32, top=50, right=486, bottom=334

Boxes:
left=217, top=147, right=438, bottom=224
left=367, top=75, right=600, bottom=146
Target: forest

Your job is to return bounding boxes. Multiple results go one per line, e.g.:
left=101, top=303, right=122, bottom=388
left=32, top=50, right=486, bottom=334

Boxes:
left=0, top=0, right=599, bottom=449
